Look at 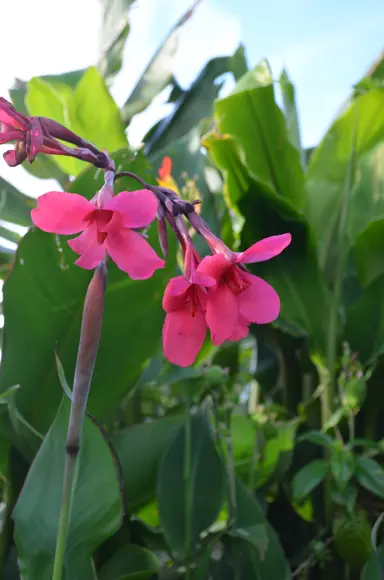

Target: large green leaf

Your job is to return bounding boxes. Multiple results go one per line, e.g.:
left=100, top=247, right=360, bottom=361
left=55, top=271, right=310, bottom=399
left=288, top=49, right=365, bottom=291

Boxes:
left=157, top=411, right=225, bottom=558
left=144, top=54, right=238, bottom=155
left=26, top=67, right=128, bottom=176
left=0, top=152, right=176, bottom=444
left=99, top=545, right=160, bottom=580
left=279, top=69, right=305, bottom=170
left=122, top=0, right=202, bottom=124
left=346, top=142, right=384, bottom=245
left=355, top=456, right=384, bottom=500
left=228, top=479, right=290, bottom=579
left=306, top=88, right=384, bottom=269
left=0, top=178, right=33, bottom=227
left=354, top=218, right=384, bottom=287
left=345, top=274, right=384, bottom=364
left=10, top=73, right=85, bottom=184
left=112, top=416, right=182, bottom=511
left=13, top=398, right=123, bottom=580
left=292, top=459, right=329, bottom=503
left=98, top=0, right=137, bottom=80
left=203, top=132, right=329, bottom=352
left=215, top=59, right=305, bottom=208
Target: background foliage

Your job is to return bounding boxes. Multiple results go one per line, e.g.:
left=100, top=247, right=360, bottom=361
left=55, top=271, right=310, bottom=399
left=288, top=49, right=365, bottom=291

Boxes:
left=1, top=2, right=384, bottom=579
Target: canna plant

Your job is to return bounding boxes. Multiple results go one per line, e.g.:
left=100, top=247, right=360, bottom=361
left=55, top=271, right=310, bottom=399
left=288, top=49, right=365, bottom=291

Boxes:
left=0, top=5, right=384, bottom=579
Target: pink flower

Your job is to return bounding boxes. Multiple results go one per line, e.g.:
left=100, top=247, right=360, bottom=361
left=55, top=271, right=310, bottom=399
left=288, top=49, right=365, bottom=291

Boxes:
left=198, top=234, right=292, bottom=345
left=162, top=244, right=216, bottom=367
left=162, top=270, right=216, bottom=367
left=31, top=188, right=165, bottom=279
left=0, top=97, right=45, bottom=166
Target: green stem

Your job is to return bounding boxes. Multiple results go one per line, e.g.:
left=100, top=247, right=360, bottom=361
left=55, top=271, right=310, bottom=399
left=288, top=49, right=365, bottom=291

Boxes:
left=52, top=455, right=76, bottom=580
left=225, top=407, right=237, bottom=526
left=325, top=120, right=357, bottom=416
left=52, top=263, right=107, bottom=580
left=184, top=397, right=192, bottom=579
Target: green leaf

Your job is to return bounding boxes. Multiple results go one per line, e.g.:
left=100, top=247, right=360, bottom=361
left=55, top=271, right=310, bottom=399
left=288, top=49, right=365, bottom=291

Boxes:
left=144, top=54, right=237, bottom=155
left=13, top=398, right=123, bottom=580
left=229, top=479, right=290, bottom=579
left=346, top=143, right=384, bottom=245
left=306, top=88, right=384, bottom=269
left=356, top=456, right=384, bottom=500
left=99, top=544, right=160, bottom=580
left=298, top=431, right=333, bottom=448
left=361, top=546, right=384, bottom=580
left=0, top=178, right=33, bottom=227
left=26, top=67, right=127, bottom=176
left=215, top=58, right=305, bottom=207
left=254, top=420, right=298, bottom=488
left=292, top=459, right=329, bottom=503
left=112, top=416, right=182, bottom=511
left=330, top=448, right=355, bottom=491
left=157, top=411, right=225, bottom=558
left=98, top=0, right=137, bottom=80
left=0, top=224, right=20, bottom=245
left=203, top=132, right=329, bottom=353
left=0, top=152, right=176, bottom=443
left=345, top=274, right=384, bottom=364
left=354, top=218, right=384, bottom=287
left=279, top=69, right=305, bottom=169
left=122, top=0, right=201, bottom=123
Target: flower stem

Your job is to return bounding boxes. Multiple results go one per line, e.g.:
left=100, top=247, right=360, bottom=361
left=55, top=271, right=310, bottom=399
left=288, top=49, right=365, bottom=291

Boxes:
left=52, top=263, right=107, bottom=580
left=184, top=396, right=192, bottom=580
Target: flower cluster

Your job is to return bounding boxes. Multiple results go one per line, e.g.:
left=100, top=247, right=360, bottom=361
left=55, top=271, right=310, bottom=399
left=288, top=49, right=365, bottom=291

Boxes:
left=1, top=97, right=291, bottom=367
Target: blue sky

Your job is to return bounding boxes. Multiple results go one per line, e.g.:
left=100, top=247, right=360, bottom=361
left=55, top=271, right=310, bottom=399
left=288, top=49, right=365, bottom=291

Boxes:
left=0, top=0, right=383, bottom=197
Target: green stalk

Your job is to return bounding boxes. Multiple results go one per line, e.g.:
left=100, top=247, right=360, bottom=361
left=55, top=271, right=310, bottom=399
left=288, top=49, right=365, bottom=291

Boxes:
left=225, top=407, right=237, bottom=525
left=52, top=263, right=107, bottom=580
left=184, top=397, right=192, bottom=580
left=325, top=120, right=358, bottom=421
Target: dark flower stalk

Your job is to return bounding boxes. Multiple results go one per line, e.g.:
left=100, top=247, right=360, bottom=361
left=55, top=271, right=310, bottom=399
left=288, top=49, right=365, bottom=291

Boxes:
left=52, top=262, right=107, bottom=580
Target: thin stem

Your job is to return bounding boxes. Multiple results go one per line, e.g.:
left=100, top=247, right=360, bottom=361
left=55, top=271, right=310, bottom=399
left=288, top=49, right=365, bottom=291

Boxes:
left=52, top=263, right=107, bottom=580
left=325, top=119, right=357, bottom=417
left=224, top=407, right=237, bottom=526
left=184, top=397, right=192, bottom=580
left=52, top=455, right=76, bottom=580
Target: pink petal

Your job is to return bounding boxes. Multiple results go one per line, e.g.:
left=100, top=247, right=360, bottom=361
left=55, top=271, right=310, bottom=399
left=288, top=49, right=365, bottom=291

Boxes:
left=3, top=149, right=25, bottom=167
left=235, top=234, right=292, bottom=264
left=191, top=271, right=216, bottom=287
left=104, top=189, right=158, bottom=229
left=162, top=309, right=207, bottom=367
left=106, top=228, right=165, bottom=279
left=229, top=313, right=249, bottom=342
left=197, top=253, right=232, bottom=282
left=238, top=273, right=280, bottom=324
left=206, top=285, right=238, bottom=346
left=31, top=191, right=94, bottom=234
left=0, top=98, right=28, bottom=130
left=163, top=277, right=190, bottom=312
left=0, top=130, right=24, bottom=144
left=68, top=223, right=106, bottom=269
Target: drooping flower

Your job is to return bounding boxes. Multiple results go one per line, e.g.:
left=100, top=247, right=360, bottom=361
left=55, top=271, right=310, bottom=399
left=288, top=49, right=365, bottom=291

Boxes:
left=0, top=97, right=45, bottom=166
left=198, top=234, right=292, bottom=345
left=162, top=244, right=215, bottom=367
left=31, top=187, right=165, bottom=279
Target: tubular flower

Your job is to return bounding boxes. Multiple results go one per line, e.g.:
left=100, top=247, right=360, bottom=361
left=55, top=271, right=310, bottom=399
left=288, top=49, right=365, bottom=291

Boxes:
left=198, top=234, right=292, bottom=345
left=31, top=188, right=165, bottom=279
left=162, top=245, right=215, bottom=367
